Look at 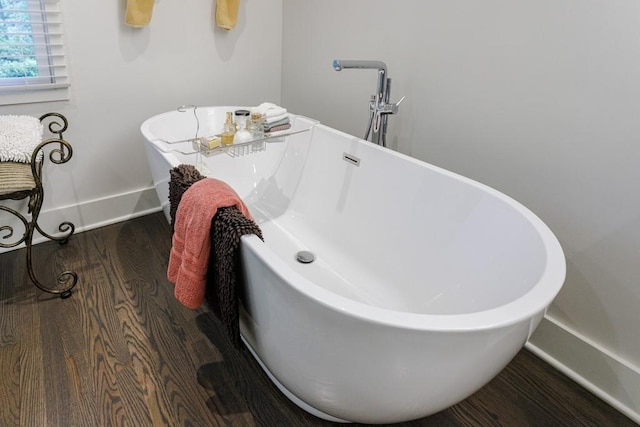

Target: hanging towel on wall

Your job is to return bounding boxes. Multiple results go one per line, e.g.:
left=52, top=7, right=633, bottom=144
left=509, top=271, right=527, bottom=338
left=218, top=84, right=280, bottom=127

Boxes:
left=125, top=0, right=155, bottom=28
left=216, top=0, right=240, bottom=30
left=168, top=177, right=253, bottom=309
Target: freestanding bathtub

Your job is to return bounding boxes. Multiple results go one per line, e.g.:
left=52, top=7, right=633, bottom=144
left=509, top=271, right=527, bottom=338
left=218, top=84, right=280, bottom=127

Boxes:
left=141, top=106, right=566, bottom=424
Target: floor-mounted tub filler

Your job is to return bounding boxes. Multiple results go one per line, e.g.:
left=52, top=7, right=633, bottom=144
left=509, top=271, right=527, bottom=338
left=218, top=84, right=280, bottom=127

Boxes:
left=141, top=106, right=566, bottom=424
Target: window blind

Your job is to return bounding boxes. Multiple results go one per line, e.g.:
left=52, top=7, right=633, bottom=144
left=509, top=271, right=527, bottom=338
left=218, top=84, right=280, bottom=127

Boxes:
left=0, top=0, right=69, bottom=95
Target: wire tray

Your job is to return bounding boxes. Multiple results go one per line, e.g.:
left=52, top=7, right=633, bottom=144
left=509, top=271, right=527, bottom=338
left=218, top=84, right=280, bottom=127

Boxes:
left=150, top=127, right=312, bottom=158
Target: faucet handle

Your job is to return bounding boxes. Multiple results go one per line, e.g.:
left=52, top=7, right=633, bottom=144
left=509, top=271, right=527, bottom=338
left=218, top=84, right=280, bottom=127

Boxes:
left=379, top=96, right=406, bottom=115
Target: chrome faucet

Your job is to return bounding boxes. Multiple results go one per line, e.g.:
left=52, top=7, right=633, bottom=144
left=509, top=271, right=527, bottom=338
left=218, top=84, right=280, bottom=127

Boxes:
left=332, top=59, right=404, bottom=147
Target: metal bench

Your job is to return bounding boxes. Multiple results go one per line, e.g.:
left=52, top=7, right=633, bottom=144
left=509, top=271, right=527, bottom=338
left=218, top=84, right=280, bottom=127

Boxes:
left=0, top=113, right=78, bottom=298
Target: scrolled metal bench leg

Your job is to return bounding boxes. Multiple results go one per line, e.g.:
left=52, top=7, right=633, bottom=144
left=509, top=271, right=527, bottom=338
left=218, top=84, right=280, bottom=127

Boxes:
left=26, top=240, right=78, bottom=299
left=26, top=190, right=78, bottom=298
left=25, top=118, right=78, bottom=298
left=1, top=204, right=77, bottom=297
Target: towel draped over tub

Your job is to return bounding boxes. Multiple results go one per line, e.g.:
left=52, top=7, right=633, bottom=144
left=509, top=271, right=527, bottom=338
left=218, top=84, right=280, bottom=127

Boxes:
left=168, top=164, right=262, bottom=347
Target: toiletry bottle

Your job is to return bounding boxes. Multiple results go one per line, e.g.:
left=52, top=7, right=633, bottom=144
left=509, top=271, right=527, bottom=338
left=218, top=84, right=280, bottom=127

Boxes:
left=248, top=112, right=265, bottom=140
left=234, top=114, right=253, bottom=144
left=221, top=111, right=235, bottom=146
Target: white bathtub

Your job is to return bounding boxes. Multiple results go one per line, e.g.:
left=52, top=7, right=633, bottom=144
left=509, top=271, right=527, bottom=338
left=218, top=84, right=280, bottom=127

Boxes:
left=141, top=106, right=566, bottom=424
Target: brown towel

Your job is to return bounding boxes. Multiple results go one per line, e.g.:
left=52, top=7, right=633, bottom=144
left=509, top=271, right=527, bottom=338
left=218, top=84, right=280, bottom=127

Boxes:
left=207, top=206, right=262, bottom=348
left=169, top=164, right=205, bottom=231
left=216, top=0, right=240, bottom=30
left=125, top=0, right=155, bottom=27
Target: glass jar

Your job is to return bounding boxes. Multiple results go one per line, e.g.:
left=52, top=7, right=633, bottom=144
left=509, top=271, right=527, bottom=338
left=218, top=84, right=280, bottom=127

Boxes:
left=247, top=112, right=265, bottom=140
left=234, top=109, right=250, bottom=132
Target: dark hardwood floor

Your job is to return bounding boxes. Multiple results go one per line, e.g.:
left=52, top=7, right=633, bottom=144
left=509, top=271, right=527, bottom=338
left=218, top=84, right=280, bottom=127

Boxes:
left=0, top=212, right=636, bottom=426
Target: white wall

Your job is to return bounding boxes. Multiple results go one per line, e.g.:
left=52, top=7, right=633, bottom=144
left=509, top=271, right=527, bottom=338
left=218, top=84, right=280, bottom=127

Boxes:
left=1, top=0, right=283, bottom=247
left=282, top=0, right=640, bottom=421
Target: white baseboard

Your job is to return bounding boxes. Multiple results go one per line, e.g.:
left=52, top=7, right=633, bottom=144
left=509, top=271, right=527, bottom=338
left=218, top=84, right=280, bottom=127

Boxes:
left=527, top=315, right=640, bottom=424
left=0, top=186, right=162, bottom=254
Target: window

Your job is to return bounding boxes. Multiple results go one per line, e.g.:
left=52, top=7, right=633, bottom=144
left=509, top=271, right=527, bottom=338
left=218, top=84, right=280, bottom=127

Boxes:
left=0, top=0, right=69, bottom=105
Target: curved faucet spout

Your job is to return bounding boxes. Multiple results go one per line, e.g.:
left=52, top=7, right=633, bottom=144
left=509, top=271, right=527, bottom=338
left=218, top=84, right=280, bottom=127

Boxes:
left=332, top=59, right=387, bottom=75
left=332, top=60, right=387, bottom=97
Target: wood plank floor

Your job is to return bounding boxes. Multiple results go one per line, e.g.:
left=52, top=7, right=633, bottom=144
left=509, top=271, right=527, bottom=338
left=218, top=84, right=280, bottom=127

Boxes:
left=0, top=212, right=636, bottom=426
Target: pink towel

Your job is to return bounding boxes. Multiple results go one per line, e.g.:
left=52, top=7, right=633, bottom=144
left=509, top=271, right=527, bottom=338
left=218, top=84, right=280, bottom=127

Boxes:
left=167, top=178, right=252, bottom=309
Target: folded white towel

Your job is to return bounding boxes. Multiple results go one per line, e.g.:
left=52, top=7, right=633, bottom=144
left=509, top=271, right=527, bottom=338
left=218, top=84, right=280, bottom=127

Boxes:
left=0, top=115, right=43, bottom=163
left=264, top=112, right=289, bottom=125
left=251, top=102, right=287, bottom=119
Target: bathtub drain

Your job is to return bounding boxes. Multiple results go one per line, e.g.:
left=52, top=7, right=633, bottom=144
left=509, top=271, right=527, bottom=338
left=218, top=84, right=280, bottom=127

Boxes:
left=296, top=251, right=315, bottom=264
